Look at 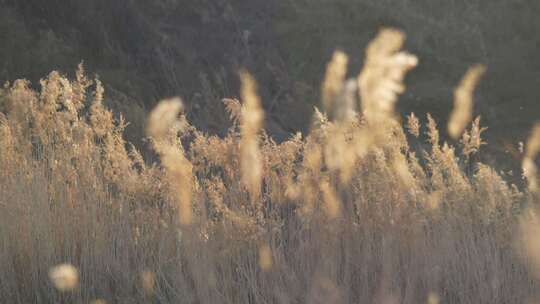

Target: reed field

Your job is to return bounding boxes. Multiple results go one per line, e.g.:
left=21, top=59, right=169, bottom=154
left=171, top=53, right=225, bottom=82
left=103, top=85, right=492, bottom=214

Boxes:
left=1, top=28, right=540, bottom=304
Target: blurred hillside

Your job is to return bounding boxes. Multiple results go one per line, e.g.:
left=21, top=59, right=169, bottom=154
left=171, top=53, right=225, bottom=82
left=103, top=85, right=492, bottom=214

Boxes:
left=1, top=0, right=539, bottom=147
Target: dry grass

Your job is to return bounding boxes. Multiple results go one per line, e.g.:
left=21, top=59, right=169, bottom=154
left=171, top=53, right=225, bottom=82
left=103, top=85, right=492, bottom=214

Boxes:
left=0, top=28, right=539, bottom=304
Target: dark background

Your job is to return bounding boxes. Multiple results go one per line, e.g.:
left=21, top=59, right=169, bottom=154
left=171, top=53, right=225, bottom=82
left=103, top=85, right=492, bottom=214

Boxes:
left=1, top=0, right=538, bottom=158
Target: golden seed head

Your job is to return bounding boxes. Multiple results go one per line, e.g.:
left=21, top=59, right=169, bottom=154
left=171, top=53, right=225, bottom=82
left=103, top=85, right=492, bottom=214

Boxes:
left=141, top=270, right=157, bottom=295
left=448, top=65, right=486, bottom=139
left=49, top=264, right=79, bottom=292
left=258, top=244, right=273, bottom=271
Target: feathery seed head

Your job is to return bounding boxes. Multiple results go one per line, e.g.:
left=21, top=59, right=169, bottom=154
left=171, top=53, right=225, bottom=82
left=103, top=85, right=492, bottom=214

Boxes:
left=239, top=70, right=264, bottom=199
left=322, top=50, right=349, bottom=117
left=448, top=65, right=486, bottom=139
left=49, top=264, right=79, bottom=292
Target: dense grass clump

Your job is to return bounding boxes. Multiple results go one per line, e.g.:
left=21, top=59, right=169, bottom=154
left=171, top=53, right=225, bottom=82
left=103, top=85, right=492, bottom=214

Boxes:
left=0, top=29, right=539, bottom=304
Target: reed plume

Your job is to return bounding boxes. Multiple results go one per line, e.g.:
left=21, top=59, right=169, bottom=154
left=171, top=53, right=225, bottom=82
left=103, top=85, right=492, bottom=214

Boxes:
left=147, top=98, right=194, bottom=225
left=523, top=123, right=540, bottom=193
left=448, top=65, right=486, bottom=139
left=358, top=28, right=418, bottom=126
left=322, top=50, right=348, bottom=119
left=49, top=264, right=79, bottom=292
left=406, top=112, right=420, bottom=138
left=239, top=70, right=264, bottom=200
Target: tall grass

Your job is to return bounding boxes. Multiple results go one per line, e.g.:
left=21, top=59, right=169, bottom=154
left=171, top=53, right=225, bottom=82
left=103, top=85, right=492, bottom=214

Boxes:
left=0, top=29, right=539, bottom=304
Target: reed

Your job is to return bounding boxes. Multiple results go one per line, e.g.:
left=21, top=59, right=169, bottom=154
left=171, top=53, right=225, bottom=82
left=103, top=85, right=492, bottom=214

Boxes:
left=0, top=28, right=538, bottom=304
